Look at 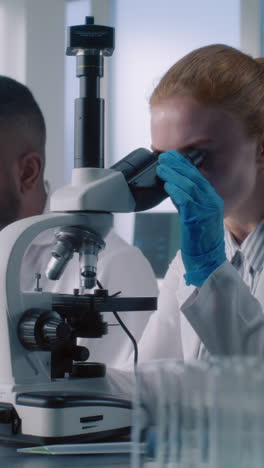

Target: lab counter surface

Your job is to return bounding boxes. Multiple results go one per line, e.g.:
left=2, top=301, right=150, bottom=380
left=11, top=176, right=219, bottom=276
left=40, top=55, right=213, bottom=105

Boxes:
left=0, top=444, right=132, bottom=467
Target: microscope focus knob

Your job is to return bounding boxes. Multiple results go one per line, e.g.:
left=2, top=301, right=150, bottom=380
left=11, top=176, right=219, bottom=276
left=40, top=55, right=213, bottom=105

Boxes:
left=18, top=309, right=72, bottom=351
left=71, top=345, right=90, bottom=362
left=42, top=316, right=72, bottom=348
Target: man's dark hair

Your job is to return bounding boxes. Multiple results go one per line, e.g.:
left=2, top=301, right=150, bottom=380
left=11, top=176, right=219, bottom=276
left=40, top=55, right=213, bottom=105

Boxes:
left=0, top=76, right=46, bottom=157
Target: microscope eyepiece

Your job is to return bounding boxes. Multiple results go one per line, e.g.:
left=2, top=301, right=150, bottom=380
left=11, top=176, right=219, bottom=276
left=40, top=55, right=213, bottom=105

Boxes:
left=111, top=148, right=168, bottom=211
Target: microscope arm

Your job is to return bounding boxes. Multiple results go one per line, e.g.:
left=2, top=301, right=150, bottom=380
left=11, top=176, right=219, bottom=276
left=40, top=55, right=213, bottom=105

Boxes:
left=0, top=211, right=112, bottom=385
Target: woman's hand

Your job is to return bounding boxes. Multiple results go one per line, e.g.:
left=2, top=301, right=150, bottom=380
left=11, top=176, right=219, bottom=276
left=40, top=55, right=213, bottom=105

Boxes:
left=157, top=150, right=226, bottom=286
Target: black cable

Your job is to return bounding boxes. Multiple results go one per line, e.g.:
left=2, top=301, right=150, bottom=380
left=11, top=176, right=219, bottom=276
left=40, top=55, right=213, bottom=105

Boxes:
left=96, top=280, right=138, bottom=367
left=96, top=280, right=104, bottom=289
left=112, top=311, right=138, bottom=367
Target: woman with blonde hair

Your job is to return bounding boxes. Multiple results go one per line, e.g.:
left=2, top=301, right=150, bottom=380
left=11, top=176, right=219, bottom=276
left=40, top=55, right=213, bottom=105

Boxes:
left=137, top=44, right=264, bottom=361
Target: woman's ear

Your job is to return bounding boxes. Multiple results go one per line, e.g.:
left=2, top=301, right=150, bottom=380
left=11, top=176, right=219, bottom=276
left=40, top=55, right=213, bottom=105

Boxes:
left=17, top=152, right=43, bottom=194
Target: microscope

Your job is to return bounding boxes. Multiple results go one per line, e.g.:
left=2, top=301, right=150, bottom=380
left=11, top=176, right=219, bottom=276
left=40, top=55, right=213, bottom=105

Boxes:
left=0, top=18, right=167, bottom=445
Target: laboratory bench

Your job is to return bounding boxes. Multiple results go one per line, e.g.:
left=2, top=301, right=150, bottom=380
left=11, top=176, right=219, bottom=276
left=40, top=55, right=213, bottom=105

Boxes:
left=0, top=444, right=131, bottom=467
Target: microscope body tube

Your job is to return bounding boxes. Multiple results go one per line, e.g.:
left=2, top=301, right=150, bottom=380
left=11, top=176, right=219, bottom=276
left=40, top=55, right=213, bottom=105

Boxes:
left=111, top=148, right=168, bottom=211
left=74, top=54, right=104, bottom=168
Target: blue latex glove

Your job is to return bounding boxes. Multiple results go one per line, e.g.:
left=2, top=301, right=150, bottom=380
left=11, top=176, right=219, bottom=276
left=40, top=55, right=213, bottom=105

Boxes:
left=156, top=150, right=226, bottom=286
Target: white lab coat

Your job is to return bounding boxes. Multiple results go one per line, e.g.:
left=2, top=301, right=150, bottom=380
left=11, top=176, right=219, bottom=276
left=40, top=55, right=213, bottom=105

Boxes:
left=137, top=249, right=264, bottom=362
left=20, top=228, right=158, bottom=368
left=182, top=260, right=264, bottom=356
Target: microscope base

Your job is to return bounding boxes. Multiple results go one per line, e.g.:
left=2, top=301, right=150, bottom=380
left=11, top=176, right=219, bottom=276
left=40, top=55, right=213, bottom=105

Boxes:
left=0, top=392, right=133, bottom=445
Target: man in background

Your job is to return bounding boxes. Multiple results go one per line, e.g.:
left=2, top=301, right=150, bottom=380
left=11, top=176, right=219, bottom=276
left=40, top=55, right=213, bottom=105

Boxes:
left=0, top=75, right=158, bottom=369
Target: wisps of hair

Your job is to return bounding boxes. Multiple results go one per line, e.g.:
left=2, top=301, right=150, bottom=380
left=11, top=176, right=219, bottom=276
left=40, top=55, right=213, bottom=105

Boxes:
left=150, top=44, right=264, bottom=138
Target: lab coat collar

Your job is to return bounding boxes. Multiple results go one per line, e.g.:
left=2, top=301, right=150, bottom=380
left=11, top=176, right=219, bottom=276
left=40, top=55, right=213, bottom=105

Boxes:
left=43, top=180, right=50, bottom=214
left=225, top=219, right=264, bottom=273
